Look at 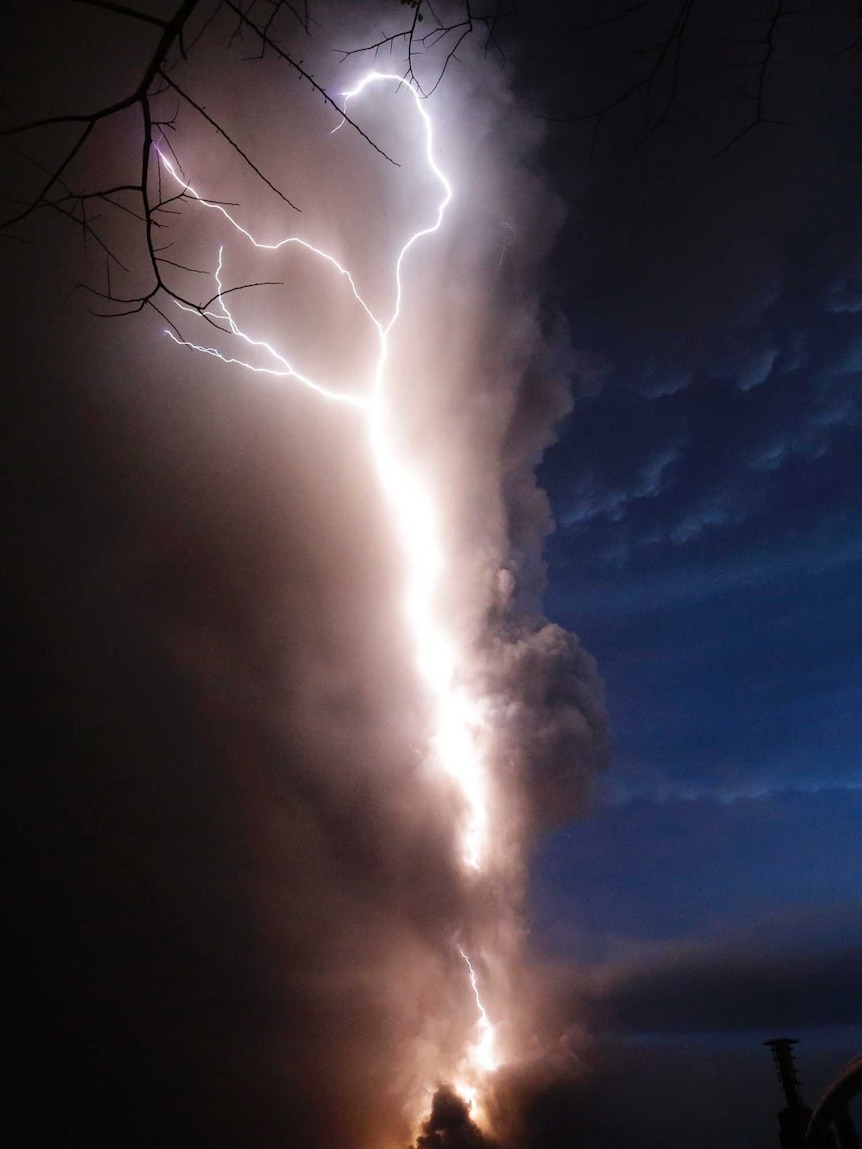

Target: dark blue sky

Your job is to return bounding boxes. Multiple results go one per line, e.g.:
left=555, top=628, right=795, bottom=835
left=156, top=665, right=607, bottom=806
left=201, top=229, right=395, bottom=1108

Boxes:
left=520, top=3, right=862, bottom=1132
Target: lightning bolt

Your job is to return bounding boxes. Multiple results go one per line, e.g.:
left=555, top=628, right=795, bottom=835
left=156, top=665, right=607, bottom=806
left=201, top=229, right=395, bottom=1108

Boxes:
left=158, top=71, right=499, bottom=1110
left=460, top=948, right=497, bottom=1074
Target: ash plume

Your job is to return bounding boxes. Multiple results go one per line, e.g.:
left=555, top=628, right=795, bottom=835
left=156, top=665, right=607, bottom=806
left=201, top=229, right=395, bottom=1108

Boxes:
left=0, top=4, right=606, bottom=1148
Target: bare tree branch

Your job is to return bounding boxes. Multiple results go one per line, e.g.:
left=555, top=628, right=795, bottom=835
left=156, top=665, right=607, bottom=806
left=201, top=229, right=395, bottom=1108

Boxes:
left=1, top=0, right=827, bottom=340
left=0, top=0, right=398, bottom=336
left=532, top=0, right=812, bottom=161
left=337, top=0, right=505, bottom=98
left=158, top=70, right=301, bottom=208
left=219, top=0, right=398, bottom=164
left=713, top=0, right=792, bottom=157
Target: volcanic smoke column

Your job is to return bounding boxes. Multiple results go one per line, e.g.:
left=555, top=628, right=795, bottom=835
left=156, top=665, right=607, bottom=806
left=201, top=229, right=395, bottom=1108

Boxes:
left=160, top=72, right=507, bottom=1123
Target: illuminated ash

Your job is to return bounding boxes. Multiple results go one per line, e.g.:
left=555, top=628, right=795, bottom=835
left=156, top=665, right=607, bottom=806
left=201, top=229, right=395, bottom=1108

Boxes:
left=158, top=71, right=502, bottom=1121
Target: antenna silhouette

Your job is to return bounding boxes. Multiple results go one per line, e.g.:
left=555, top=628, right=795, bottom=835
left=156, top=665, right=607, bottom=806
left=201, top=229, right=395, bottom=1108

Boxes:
left=765, top=1038, right=812, bottom=1149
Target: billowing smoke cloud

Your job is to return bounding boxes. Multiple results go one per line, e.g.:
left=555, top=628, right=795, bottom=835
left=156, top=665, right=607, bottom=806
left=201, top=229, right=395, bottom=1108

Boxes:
left=0, top=4, right=606, bottom=1147
left=416, top=1085, right=500, bottom=1149
left=487, top=613, right=610, bottom=833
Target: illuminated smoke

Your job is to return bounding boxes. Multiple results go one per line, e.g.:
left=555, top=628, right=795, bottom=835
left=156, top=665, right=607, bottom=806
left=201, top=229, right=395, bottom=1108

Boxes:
left=141, top=22, right=608, bottom=1146
left=159, top=71, right=503, bottom=1121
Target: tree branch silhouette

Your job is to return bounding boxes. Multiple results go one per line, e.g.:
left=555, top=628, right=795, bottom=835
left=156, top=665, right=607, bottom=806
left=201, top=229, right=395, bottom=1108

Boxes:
left=0, top=0, right=394, bottom=328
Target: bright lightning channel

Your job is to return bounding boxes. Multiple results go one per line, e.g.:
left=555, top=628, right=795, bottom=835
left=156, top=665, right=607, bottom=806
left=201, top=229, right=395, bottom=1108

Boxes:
left=460, top=948, right=497, bottom=1074
left=158, top=72, right=499, bottom=1101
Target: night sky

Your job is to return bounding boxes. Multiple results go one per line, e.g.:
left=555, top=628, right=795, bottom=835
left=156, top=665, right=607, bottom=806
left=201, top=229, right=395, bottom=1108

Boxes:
left=523, top=3, right=862, bottom=1141
left=2, top=3, right=862, bottom=1148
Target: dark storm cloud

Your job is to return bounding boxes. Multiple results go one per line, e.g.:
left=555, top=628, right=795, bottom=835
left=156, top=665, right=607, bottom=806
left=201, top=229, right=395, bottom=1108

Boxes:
left=601, top=942, right=862, bottom=1036
left=571, top=906, right=862, bottom=1035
